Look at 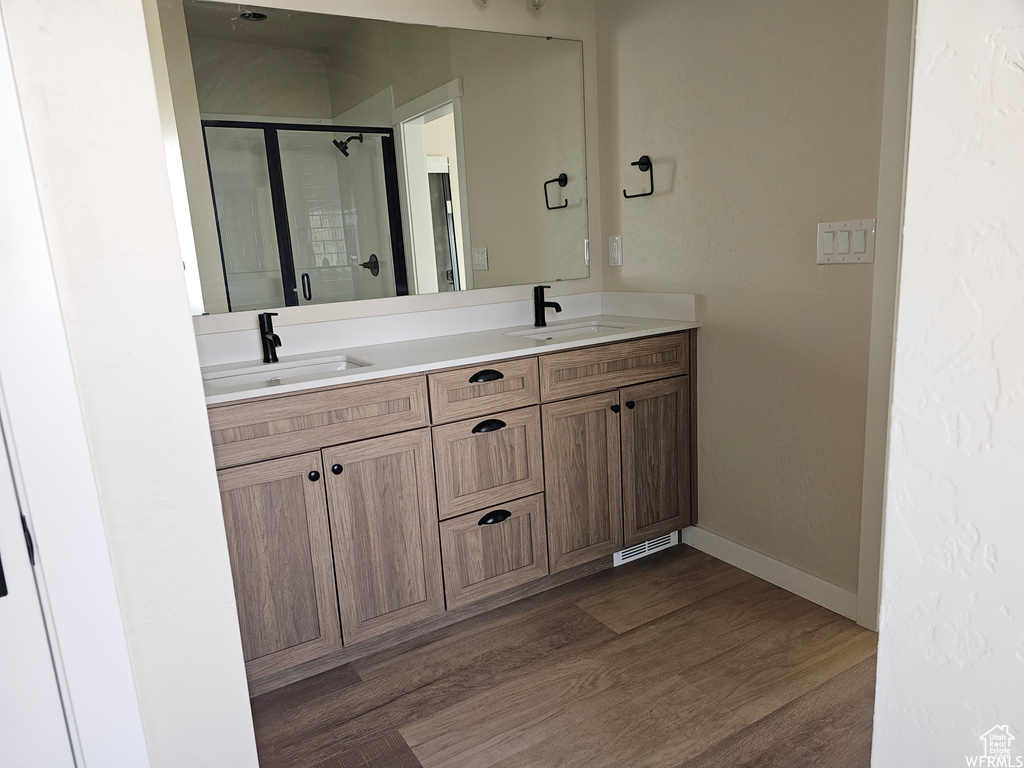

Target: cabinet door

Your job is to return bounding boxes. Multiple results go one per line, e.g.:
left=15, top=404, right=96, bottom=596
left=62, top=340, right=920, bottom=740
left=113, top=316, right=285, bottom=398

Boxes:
left=620, top=376, right=691, bottom=546
left=432, top=406, right=545, bottom=519
left=542, top=391, right=623, bottom=573
left=323, top=429, right=445, bottom=645
left=440, top=494, right=549, bottom=610
left=217, top=452, right=342, bottom=682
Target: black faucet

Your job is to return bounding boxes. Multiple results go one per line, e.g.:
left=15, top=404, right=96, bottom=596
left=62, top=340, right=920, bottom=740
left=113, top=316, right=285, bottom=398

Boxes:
left=258, top=312, right=282, bottom=363
left=533, top=285, right=562, bottom=328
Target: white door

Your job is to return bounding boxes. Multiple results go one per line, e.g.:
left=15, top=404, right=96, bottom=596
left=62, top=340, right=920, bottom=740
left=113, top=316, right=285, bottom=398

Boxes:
left=0, top=432, right=76, bottom=767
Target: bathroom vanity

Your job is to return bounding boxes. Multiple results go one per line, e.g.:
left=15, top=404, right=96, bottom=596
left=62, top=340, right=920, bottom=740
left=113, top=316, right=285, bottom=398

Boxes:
left=204, top=319, right=698, bottom=694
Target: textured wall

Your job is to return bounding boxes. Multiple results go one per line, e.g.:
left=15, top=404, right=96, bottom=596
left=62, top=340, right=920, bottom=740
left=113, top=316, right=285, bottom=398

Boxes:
left=1, top=0, right=259, bottom=764
left=596, top=0, right=888, bottom=591
left=873, top=1, right=1024, bottom=763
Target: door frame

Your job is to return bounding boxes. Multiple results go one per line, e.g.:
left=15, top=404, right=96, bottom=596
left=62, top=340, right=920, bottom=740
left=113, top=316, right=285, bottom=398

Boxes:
left=0, top=7, right=150, bottom=764
left=393, top=78, right=475, bottom=294
left=200, top=119, right=410, bottom=308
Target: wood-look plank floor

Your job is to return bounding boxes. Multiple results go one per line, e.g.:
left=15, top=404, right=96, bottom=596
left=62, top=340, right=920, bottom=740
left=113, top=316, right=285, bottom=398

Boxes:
left=252, top=546, right=877, bottom=768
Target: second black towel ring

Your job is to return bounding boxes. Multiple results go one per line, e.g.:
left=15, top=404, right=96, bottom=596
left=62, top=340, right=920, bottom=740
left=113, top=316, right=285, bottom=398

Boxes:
left=544, top=173, right=569, bottom=210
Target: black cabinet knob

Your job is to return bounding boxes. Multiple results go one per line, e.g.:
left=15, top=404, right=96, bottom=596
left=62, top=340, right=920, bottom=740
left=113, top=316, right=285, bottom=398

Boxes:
left=308, top=470, right=321, bottom=482
left=610, top=404, right=621, bottom=413
left=331, top=464, right=343, bottom=475
left=625, top=401, right=636, bottom=409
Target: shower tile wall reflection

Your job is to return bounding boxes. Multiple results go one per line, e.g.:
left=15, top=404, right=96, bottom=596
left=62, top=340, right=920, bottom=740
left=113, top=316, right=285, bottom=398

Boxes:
left=205, top=126, right=283, bottom=311
left=278, top=130, right=397, bottom=304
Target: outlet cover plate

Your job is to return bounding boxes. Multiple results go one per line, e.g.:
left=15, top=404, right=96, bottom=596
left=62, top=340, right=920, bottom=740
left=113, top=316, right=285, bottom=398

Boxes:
left=609, top=235, right=622, bottom=267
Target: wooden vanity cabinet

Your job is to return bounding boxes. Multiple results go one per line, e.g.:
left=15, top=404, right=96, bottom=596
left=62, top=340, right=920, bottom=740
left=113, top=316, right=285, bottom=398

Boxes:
left=543, top=375, right=692, bottom=570
left=323, top=429, right=445, bottom=645
left=542, top=391, right=624, bottom=573
left=209, top=330, right=697, bottom=691
left=217, top=452, right=343, bottom=680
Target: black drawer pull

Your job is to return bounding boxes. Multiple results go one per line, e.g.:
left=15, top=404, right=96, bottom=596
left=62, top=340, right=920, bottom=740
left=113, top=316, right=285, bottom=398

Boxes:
left=308, top=470, right=321, bottom=482
left=478, top=510, right=512, bottom=526
left=625, top=401, right=636, bottom=409
left=331, top=464, right=343, bottom=475
left=610, top=404, right=621, bottom=413
left=469, top=369, right=504, bottom=384
left=471, top=418, right=506, bottom=434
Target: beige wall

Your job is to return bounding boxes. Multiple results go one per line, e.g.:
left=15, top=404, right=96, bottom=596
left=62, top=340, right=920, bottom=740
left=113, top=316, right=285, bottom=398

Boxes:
left=326, top=20, right=454, bottom=115
left=450, top=30, right=588, bottom=289
left=596, top=0, right=888, bottom=591
left=191, top=36, right=333, bottom=118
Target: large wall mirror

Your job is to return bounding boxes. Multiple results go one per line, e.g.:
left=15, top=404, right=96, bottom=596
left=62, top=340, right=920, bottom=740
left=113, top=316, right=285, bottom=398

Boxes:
left=165, top=2, right=589, bottom=316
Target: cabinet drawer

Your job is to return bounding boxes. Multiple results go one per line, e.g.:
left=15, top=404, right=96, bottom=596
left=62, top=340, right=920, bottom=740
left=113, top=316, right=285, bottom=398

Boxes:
left=539, top=333, right=689, bottom=402
left=208, top=376, right=430, bottom=469
left=432, top=406, right=544, bottom=519
left=429, top=357, right=540, bottom=424
left=440, top=494, right=549, bottom=610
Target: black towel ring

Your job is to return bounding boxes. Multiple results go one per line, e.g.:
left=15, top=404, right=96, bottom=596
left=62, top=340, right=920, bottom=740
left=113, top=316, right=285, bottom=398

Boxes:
left=544, top=173, right=569, bottom=210
left=623, top=155, right=654, bottom=198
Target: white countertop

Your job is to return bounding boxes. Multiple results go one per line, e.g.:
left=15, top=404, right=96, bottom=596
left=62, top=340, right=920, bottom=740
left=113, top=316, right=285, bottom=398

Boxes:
left=201, top=314, right=700, bottom=405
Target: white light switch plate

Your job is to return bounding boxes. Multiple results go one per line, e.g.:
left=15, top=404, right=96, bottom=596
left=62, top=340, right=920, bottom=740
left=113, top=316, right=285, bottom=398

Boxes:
left=609, top=235, right=622, bottom=267
left=472, top=247, right=489, bottom=271
left=817, top=220, right=875, bottom=264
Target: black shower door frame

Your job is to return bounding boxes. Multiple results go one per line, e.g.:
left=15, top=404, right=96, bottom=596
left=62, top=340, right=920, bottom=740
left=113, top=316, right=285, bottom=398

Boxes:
left=202, top=119, right=409, bottom=310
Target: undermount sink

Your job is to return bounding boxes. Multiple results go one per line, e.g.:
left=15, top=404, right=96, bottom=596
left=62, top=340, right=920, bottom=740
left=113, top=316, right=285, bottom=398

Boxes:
left=507, top=322, right=633, bottom=342
left=203, top=355, right=369, bottom=390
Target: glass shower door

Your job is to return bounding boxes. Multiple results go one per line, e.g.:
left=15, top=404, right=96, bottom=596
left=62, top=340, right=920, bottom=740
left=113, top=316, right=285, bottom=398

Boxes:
left=277, top=130, right=401, bottom=305
left=204, top=126, right=284, bottom=312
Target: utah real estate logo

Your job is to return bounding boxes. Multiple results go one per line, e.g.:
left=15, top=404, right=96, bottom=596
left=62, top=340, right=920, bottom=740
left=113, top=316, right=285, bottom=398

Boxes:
left=967, top=726, right=1023, bottom=767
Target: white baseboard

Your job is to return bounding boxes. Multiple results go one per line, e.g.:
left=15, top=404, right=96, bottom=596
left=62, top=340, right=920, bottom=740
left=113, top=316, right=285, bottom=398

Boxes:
left=680, top=527, right=859, bottom=620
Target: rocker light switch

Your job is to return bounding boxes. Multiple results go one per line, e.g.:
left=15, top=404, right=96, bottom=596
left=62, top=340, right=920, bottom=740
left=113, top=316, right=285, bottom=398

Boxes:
left=852, top=229, right=867, bottom=254
left=817, top=220, right=875, bottom=264
left=837, top=230, right=851, bottom=254
left=472, top=247, right=489, bottom=271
